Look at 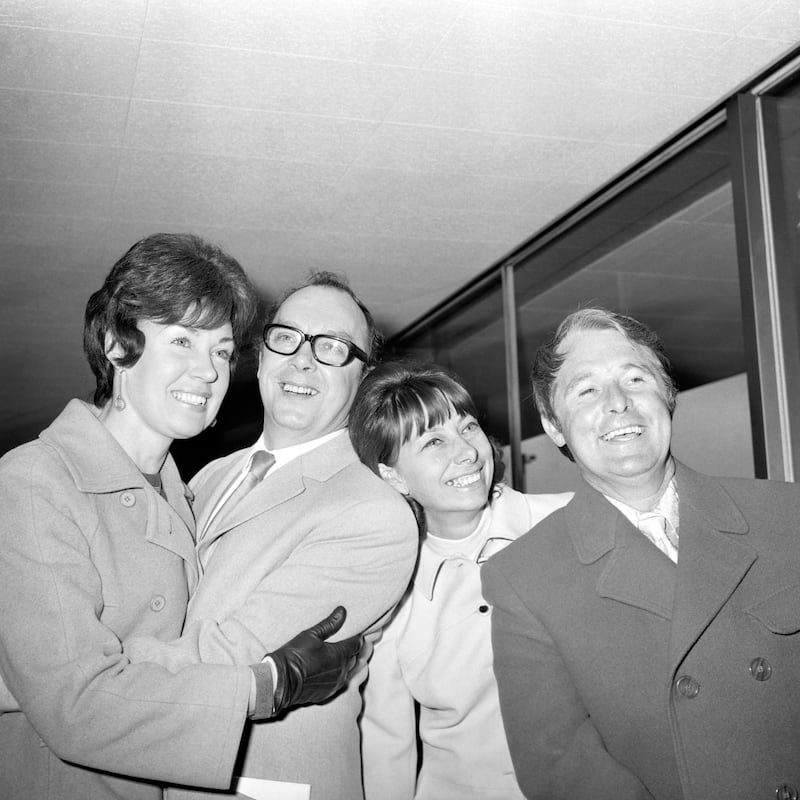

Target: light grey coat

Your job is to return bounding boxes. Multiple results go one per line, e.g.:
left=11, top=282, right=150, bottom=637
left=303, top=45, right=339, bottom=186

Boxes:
left=125, top=431, right=419, bottom=800
left=0, top=400, right=253, bottom=800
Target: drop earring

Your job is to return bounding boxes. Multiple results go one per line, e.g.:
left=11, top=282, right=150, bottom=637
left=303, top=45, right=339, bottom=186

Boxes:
left=113, top=369, right=126, bottom=411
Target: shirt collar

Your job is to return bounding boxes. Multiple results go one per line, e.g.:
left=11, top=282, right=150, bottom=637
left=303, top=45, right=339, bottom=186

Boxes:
left=605, top=474, right=680, bottom=536
left=246, top=428, right=346, bottom=473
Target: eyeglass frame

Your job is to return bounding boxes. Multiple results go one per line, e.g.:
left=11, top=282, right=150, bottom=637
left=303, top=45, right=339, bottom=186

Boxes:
left=262, top=323, right=370, bottom=367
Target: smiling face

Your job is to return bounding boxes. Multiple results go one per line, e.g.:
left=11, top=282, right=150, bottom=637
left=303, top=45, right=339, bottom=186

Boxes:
left=104, top=319, right=233, bottom=470
left=381, top=407, right=494, bottom=538
left=258, top=285, right=369, bottom=449
left=542, top=327, right=673, bottom=503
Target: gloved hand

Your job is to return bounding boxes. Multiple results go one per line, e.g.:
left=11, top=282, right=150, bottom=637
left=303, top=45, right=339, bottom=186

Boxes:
left=251, top=606, right=362, bottom=719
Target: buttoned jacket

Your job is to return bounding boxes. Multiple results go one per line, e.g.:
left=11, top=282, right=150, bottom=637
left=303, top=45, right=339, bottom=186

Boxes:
left=362, top=486, right=571, bottom=800
left=482, top=460, right=800, bottom=800
left=0, top=400, right=252, bottom=800
left=127, top=431, right=418, bottom=800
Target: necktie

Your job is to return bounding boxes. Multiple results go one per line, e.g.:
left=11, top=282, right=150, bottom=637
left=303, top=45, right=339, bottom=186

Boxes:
left=221, top=450, right=275, bottom=519
left=638, top=512, right=679, bottom=562
left=201, top=450, right=275, bottom=542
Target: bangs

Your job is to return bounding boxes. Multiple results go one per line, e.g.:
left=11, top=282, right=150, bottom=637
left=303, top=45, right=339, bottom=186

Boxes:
left=394, top=379, right=477, bottom=446
left=174, top=298, right=234, bottom=331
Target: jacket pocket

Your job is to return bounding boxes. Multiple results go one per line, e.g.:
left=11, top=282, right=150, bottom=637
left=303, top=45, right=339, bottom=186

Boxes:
left=747, top=583, right=800, bottom=634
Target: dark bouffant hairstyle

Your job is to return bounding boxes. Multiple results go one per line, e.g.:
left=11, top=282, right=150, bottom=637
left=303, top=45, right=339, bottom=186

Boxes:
left=84, top=233, right=258, bottom=406
left=349, top=359, right=505, bottom=533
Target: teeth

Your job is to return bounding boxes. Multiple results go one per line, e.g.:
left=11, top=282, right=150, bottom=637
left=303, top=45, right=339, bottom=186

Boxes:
left=282, top=383, right=317, bottom=396
left=172, top=391, right=207, bottom=406
left=447, top=471, right=482, bottom=488
left=601, top=425, right=642, bottom=441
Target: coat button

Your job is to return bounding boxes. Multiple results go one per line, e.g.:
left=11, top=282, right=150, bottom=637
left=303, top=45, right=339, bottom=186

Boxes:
left=776, top=784, right=799, bottom=800
left=478, top=604, right=489, bottom=614
left=149, top=595, right=166, bottom=612
left=120, top=492, right=136, bottom=507
left=749, top=657, right=772, bottom=681
left=675, top=675, right=701, bottom=698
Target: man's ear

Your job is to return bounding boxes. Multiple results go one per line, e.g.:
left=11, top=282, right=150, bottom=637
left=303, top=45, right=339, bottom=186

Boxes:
left=541, top=416, right=566, bottom=448
left=378, top=463, right=409, bottom=496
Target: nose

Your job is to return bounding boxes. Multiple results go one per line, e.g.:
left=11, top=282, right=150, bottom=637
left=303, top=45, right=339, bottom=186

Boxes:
left=191, top=351, right=220, bottom=382
left=605, top=381, right=630, bottom=413
left=454, top=435, right=478, bottom=464
left=288, top=339, right=315, bottom=370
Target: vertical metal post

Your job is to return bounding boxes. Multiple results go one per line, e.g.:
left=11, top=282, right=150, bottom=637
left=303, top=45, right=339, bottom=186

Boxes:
left=729, top=92, right=799, bottom=481
left=502, top=264, right=524, bottom=489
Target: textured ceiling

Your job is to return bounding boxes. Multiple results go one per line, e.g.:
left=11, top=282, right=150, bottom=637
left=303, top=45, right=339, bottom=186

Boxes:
left=1, top=0, right=799, bottom=454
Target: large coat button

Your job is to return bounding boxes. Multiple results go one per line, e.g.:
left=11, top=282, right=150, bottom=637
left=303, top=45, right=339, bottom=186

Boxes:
left=749, top=657, right=772, bottom=681
left=120, top=492, right=136, bottom=507
left=776, top=784, right=798, bottom=800
left=149, top=595, right=166, bottom=612
left=675, top=675, right=700, bottom=698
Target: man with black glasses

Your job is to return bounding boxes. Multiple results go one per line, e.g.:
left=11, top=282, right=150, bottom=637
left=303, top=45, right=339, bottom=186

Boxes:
left=126, top=272, right=418, bottom=800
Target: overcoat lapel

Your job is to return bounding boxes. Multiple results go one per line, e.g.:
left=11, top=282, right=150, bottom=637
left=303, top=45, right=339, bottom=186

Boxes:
left=44, top=400, right=201, bottom=589
left=667, top=462, right=754, bottom=670
left=567, top=483, right=676, bottom=619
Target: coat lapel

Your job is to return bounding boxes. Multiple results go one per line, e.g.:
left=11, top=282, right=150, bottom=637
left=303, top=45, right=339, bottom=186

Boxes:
left=667, top=462, right=755, bottom=669
left=194, top=432, right=359, bottom=564
left=192, top=452, right=243, bottom=540
left=567, top=483, right=677, bottom=619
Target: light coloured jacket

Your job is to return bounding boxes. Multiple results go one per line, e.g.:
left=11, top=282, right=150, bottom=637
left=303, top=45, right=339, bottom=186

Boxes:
left=124, top=431, right=419, bottom=800
left=0, top=400, right=252, bottom=800
left=362, top=485, right=571, bottom=800
left=483, top=460, right=800, bottom=800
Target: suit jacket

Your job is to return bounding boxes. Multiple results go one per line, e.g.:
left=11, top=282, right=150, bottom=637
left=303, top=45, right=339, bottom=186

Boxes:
left=127, top=431, right=418, bottom=800
left=482, top=459, right=800, bottom=800
left=0, top=400, right=252, bottom=800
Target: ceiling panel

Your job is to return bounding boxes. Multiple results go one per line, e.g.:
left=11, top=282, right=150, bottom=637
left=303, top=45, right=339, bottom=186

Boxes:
left=0, top=0, right=797, bottom=455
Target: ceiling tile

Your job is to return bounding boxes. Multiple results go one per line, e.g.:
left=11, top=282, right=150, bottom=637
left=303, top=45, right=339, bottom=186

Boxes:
left=0, top=140, right=121, bottom=183
left=123, top=98, right=379, bottom=162
left=0, top=89, right=129, bottom=145
left=133, top=40, right=414, bottom=119
left=0, top=179, right=114, bottom=217
left=0, top=0, right=148, bottom=36
left=0, top=26, right=139, bottom=95
left=143, top=0, right=463, bottom=65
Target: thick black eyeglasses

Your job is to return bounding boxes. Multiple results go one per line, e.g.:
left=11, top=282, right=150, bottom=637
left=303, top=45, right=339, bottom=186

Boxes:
left=262, top=324, right=369, bottom=367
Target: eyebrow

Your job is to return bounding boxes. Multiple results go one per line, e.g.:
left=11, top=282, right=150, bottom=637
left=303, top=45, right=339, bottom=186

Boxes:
left=173, top=323, right=234, bottom=343
left=275, top=321, right=357, bottom=341
left=562, top=361, right=656, bottom=393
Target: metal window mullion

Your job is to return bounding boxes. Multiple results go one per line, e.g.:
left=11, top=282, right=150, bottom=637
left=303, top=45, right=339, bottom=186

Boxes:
left=501, top=264, right=523, bottom=489
left=729, top=92, right=795, bottom=481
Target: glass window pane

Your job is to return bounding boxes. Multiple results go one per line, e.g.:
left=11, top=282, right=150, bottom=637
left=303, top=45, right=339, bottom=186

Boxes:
left=389, top=276, right=510, bottom=446
left=514, top=126, right=753, bottom=491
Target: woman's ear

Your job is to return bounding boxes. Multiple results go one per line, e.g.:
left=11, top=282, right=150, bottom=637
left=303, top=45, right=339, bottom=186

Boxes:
left=104, top=331, right=125, bottom=365
left=378, top=463, right=409, bottom=496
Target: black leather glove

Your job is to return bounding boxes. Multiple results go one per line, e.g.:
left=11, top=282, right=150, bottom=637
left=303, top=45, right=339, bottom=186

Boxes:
left=251, top=606, right=362, bottom=719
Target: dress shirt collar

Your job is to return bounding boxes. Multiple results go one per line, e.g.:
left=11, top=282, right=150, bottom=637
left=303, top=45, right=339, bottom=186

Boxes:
left=605, top=470, right=680, bottom=560
left=244, top=428, right=346, bottom=474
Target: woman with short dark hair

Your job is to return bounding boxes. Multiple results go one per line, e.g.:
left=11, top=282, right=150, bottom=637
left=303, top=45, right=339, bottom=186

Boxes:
left=350, top=360, right=572, bottom=800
